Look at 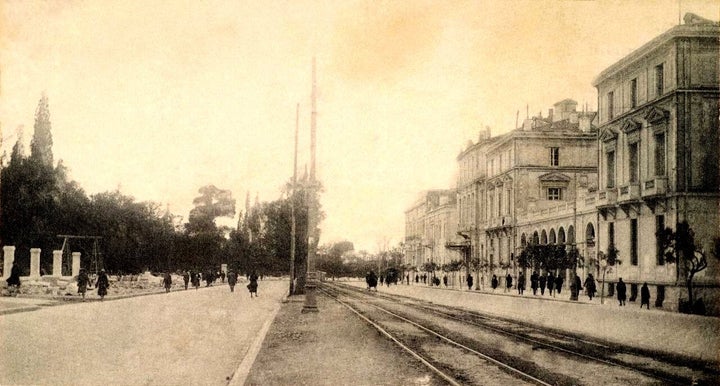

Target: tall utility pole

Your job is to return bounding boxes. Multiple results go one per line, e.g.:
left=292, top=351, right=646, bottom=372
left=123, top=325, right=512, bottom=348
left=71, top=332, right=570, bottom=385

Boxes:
left=302, top=57, right=320, bottom=313
left=290, top=103, right=299, bottom=296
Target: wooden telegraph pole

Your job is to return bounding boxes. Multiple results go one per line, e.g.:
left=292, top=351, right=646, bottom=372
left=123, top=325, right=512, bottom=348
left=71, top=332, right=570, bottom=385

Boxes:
left=290, top=103, right=299, bottom=296
left=302, top=57, right=320, bottom=313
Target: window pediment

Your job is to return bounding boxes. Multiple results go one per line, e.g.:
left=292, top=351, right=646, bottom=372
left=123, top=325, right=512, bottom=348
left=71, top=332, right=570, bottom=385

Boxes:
left=599, top=127, right=619, bottom=142
left=538, top=172, right=571, bottom=183
left=621, top=118, right=642, bottom=134
left=644, top=106, right=670, bottom=124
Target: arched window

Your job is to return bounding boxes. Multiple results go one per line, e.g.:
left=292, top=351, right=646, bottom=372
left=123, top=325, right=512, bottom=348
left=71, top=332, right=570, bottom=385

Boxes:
left=532, top=231, right=539, bottom=245
left=520, top=233, right=527, bottom=248
left=586, top=223, right=596, bottom=246
left=540, top=229, right=548, bottom=244
left=558, top=227, right=566, bottom=244
left=549, top=228, right=557, bottom=244
left=568, top=225, right=575, bottom=244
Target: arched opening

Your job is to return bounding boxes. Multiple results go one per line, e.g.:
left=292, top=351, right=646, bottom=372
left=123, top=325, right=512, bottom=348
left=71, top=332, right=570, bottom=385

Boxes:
left=549, top=228, right=557, bottom=244
left=532, top=231, right=539, bottom=245
left=558, top=227, right=566, bottom=244
left=586, top=223, right=596, bottom=247
left=540, top=229, right=548, bottom=244
left=568, top=225, right=575, bottom=245
left=520, top=233, right=527, bottom=248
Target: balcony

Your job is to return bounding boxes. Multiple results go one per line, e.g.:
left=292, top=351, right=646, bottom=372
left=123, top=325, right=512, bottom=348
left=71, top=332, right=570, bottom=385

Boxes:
left=596, top=188, right=618, bottom=207
left=642, top=176, right=668, bottom=198
left=618, top=183, right=641, bottom=202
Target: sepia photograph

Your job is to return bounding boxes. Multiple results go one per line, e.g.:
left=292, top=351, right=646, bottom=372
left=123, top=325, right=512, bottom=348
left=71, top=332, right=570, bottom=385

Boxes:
left=0, top=0, right=719, bottom=385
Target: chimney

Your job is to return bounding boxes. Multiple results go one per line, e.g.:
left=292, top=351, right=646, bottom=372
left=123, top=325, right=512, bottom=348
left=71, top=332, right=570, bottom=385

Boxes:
left=548, top=108, right=554, bottom=122
left=522, top=118, right=533, bottom=131
left=579, top=114, right=591, bottom=132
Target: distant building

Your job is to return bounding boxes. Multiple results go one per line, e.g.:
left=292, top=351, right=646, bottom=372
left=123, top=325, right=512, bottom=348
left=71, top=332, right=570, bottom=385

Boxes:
left=404, top=190, right=459, bottom=270
left=592, top=14, right=720, bottom=312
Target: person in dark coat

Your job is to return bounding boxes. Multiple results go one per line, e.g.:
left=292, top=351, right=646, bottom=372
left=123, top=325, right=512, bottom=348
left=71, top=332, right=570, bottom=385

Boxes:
left=6, top=263, right=21, bottom=295
left=547, top=272, right=555, bottom=297
left=163, top=272, right=172, bottom=293
left=466, top=274, right=473, bottom=290
left=584, top=274, right=596, bottom=300
left=191, top=271, right=200, bottom=290
left=555, top=275, right=564, bottom=295
left=616, top=277, right=627, bottom=306
left=505, top=273, right=513, bottom=293
left=366, top=271, right=378, bottom=291
left=220, top=271, right=226, bottom=283
left=77, top=268, right=90, bottom=300
left=95, top=269, right=110, bottom=301
left=182, top=271, right=190, bottom=290
left=530, top=271, right=539, bottom=295
left=517, top=273, right=526, bottom=295
left=247, top=271, right=259, bottom=298
left=415, top=274, right=419, bottom=284
left=442, top=275, right=448, bottom=287
left=491, top=274, right=498, bottom=291
left=227, top=270, right=238, bottom=292
left=640, top=282, right=650, bottom=309
left=539, top=274, right=547, bottom=295
left=570, top=274, right=582, bottom=300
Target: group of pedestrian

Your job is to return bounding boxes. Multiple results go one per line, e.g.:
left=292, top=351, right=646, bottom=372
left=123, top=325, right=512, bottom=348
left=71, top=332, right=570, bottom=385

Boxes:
left=75, top=268, right=110, bottom=301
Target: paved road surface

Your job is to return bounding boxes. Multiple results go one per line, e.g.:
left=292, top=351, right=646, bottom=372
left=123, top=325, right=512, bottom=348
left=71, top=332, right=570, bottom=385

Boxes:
left=0, top=280, right=286, bottom=385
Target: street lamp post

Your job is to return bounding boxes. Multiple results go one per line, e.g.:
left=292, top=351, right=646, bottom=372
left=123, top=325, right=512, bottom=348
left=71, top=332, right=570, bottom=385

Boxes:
left=302, top=58, right=320, bottom=313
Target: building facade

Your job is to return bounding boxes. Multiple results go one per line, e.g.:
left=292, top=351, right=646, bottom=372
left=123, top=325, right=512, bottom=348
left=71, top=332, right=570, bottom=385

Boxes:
left=592, top=15, right=720, bottom=312
left=404, top=190, right=460, bottom=271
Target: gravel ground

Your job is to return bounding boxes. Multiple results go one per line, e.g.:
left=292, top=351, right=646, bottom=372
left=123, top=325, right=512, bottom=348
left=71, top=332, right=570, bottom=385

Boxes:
left=244, top=294, right=445, bottom=386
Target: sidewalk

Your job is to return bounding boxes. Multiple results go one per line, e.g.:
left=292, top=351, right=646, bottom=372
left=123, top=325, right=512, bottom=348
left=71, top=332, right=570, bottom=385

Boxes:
left=345, top=280, right=720, bottom=364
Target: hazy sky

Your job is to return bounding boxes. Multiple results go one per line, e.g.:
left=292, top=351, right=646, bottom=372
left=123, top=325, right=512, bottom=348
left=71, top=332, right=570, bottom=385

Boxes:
left=1, top=0, right=717, bottom=252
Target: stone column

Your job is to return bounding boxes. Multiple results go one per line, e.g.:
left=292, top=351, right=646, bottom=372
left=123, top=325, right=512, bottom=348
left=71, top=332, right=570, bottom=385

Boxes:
left=71, top=252, right=81, bottom=277
left=53, top=250, right=63, bottom=277
left=3, top=246, right=16, bottom=279
left=30, top=248, right=41, bottom=278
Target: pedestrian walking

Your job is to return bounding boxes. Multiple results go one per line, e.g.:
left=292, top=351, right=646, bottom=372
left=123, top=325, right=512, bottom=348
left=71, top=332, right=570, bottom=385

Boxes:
left=380, top=275, right=385, bottom=286
left=247, top=271, right=259, bottom=298
left=491, top=274, right=498, bottom=291
left=616, top=277, right=627, bottom=306
left=570, top=274, right=582, bottom=301
left=505, top=273, right=512, bottom=293
left=95, top=269, right=110, bottom=301
left=555, top=275, right=564, bottom=295
left=77, top=268, right=90, bottom=300
left=366, top=271, right=378, bottom=291
left=539, top=274, right=547, bottom=295
left=163, top=272, right=172, bottom=293
left=466, top=273, right=473, bottom=290
left=530, top=271, right=539, bottom=295
left=442, top=275, right=448, bottom=287
left=220, top=271, right=226, bottom=283
left=584, top=274, right=596, bottom=300
left=547, top=272, right=555, bottom=297
left=227, top=270, right=238, bottom=292
left=415, top=274, right=419, bottom=284
left=191, top=271, right=200, bottom=290
left=640, top=282, right=650, bottom=309
left=517, top=273, right=525, bottom=295
left=5, top=262, right=21, bottom=296
left=183, top=271, right=190, bottom=290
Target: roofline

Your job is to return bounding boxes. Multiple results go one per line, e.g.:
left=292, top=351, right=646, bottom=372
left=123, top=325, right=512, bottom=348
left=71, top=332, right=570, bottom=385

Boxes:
left=592, top=24, right=720, bottom=87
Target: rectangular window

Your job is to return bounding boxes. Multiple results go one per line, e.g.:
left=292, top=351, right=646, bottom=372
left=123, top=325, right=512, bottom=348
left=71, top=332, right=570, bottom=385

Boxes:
left=656, top=215, right=665, bottom=265
left=607, top=91, right=615, bottom=120
left=654, top=132, right=665, bottom=176
left=550, top=147, right=559, bottom=166
left=606, top=151, right=616, bottom=188
left=630, top=78, right=638, bottom=108
left=506, top=189, right=511, bottom=215
left=629, top=142, right=639, bottom=183
left=608, top=222, right=615, bottom=247
left=547, top=187, right=562, bottom=200
left=655, top=64, right=664, bottom=98
left=630, top=219, right=638, bottom=265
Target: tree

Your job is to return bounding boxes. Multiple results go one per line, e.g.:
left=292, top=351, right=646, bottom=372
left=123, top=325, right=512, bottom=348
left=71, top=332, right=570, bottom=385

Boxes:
left=659, top=221, right=718, bottom=314
left=596, top=244, right=621, bottom=305
left=30, top=94, right=53, bottom=167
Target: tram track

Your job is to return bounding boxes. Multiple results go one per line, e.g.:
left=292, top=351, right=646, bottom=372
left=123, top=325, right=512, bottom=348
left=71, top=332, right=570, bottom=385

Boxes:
left=321, top=282, right=716, bottom=385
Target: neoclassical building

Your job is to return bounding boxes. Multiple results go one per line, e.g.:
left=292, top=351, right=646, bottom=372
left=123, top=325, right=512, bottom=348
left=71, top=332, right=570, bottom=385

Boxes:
left=404, top=190, right=460, bottom=270
left=592, top=14, right=720, bottom=312
left=455, top=99, right=597, bottom=282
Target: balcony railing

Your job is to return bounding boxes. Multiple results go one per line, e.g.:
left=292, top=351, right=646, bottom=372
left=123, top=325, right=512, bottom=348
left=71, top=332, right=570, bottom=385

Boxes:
left=596, top=188, right=618, bottom=207
left=618, top=183, right=641, bottom=201
left=642, top=176, right=668, bottom=198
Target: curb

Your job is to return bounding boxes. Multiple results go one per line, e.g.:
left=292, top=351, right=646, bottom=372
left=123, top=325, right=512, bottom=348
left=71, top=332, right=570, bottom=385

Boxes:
left=228, top=298, right=283, bottom=386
